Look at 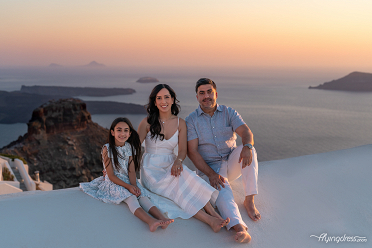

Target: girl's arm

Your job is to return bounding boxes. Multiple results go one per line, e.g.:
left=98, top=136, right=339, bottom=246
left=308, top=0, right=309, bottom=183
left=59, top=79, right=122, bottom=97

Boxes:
left=102, top=146, right=140, bottom=196
left=171, top=118, right=187, bottom=177
left=128, top=156, right=141, bottom=196
left=138, top=117, right=149, bottom=144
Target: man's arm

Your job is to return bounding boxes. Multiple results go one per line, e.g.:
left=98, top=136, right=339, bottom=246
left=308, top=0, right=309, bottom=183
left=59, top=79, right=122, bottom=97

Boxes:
left=235, top=124, right=254, bottom=168
left=187, top=138, right=225, bottom=190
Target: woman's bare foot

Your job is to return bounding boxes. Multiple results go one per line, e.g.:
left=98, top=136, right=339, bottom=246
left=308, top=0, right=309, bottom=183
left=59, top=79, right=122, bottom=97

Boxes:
left=235, top=231, right=251, bottom=243
left=244, top=196, right=261, bottom=221
left=149, top=219, right=173, bottom=232
left=203, top=203, right=220, bottom=218
left=203, top=203, right=230, bottom=227
left=209, top=216, right=229, bottom=233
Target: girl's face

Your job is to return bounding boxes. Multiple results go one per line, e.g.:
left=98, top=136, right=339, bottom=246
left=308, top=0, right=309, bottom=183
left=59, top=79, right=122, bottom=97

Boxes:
left=155, top=88, right=174, bottom=113
left=111, top=122, right=131, bottom=146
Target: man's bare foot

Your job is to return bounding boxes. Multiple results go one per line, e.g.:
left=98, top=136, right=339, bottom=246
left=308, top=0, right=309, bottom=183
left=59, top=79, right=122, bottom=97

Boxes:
left=235, top=231, right=251, bottom=243
left=160, top=218, right=174, bottom=229
left=149, top=219, right=173, bottom=232
left=244, top=197, right=261, bottom=221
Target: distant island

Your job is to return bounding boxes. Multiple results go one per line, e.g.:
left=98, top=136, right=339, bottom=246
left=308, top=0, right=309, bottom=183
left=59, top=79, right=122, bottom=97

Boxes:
left=20, top=85, right=135, bottom=97
left=83, top=61, right=105, bottom=67
left=47, top=61, right=105, bottom=68
left=309, top=71, right=372, bottom=92
left=136, top=77, right=159, bottom=83
left=0, top=90, right=146, bottom=124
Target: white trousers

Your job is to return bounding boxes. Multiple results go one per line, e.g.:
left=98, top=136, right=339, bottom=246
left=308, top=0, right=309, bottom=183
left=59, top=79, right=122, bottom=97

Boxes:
left=202, top=145, right=258, bottom=230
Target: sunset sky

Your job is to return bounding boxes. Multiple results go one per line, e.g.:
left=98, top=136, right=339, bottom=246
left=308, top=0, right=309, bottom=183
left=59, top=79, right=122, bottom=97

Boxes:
left=1, top=0, right=372, bottom=69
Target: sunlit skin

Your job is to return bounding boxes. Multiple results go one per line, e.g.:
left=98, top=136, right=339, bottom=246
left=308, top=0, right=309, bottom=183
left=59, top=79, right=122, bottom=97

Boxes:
left=106, top=121, right=174, bottom=231
left=111, top=122, right=131, bottom=147
left=196, top=84, right=218, bottom=115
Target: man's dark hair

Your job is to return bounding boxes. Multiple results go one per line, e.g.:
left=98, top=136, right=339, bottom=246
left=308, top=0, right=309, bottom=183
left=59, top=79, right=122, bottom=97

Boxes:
left=195, top=78, right=217, bottom=93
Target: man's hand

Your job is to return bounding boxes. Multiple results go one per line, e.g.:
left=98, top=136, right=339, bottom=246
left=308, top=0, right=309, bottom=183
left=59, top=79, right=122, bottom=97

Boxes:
left=209, top=172, right=225, bottom=190
left=239, top=146, right=253, bottom=168
left=127, top=185, right=141, bottom=197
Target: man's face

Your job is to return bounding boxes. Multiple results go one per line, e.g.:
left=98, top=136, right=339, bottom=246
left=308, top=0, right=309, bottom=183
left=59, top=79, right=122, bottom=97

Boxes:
left=196, top=84, right=218, bottom=111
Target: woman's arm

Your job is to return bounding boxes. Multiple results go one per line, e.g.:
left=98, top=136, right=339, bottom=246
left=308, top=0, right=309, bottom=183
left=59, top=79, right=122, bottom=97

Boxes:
left=103, top=147, right=140, bottom=196
left=138, top=117, right=149, bottom=144
left=171, top=118, right=187, bottom=177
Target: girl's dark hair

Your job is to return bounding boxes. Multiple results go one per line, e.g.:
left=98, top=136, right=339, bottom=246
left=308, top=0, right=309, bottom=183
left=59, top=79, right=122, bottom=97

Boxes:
left=146, top=84, right=180, bottom=140
left=106, top=117, right=141, bottom=173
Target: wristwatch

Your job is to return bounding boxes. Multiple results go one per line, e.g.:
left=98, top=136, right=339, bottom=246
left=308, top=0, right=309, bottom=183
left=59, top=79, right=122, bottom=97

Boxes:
left=243, top=143, right=253, bottom=149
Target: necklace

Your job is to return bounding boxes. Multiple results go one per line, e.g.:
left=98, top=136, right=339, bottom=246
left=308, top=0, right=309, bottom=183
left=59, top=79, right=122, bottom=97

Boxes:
left=159, top=116, right=173, bottom=124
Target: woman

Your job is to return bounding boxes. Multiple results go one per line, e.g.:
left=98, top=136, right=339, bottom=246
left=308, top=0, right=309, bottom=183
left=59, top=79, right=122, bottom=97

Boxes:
left=138, top=84, right=229, bottom=232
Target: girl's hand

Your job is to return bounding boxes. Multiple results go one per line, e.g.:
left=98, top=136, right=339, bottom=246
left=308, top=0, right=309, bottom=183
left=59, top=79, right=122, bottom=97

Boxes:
left=171, top=159, right=183, bottom=177
left=128, top=185, right=141, bottom=197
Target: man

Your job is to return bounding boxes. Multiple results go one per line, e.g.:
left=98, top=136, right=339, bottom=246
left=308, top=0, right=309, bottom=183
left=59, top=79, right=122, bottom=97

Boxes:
left=185, top=78, right=260, bottom=243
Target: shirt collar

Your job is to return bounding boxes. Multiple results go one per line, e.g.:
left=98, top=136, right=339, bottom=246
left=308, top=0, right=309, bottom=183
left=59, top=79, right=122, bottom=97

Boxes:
left=197, top=104, right=222, bottom=116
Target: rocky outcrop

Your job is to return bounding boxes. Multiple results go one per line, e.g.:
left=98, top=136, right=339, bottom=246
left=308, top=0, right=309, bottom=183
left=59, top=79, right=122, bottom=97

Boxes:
left=27, top=99, right=91, bottom=137
left=309, top=71, right=372, bottom=91
left=0, top=99, right=109, bottom=189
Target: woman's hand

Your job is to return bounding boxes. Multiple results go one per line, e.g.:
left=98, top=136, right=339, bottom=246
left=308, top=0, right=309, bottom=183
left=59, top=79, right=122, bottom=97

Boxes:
left=127, top=185, right=141, bottom=197
left=171, top=159, right=183, bottom=177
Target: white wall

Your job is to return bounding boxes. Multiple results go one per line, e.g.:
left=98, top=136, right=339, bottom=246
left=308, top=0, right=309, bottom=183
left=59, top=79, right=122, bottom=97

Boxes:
left=0, top=158, right=20, bottom=191
left=0, top=183, right=22, bottom=195
left=13, top=159, right=36, bottom=191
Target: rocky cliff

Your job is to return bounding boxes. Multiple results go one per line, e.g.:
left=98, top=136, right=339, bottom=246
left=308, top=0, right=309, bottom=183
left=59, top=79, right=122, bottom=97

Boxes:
left=0, top=99, right=109, bottom=189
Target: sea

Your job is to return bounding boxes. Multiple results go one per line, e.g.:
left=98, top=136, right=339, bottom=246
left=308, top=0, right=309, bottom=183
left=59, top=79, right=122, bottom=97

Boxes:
left=1, top=66, right=372, bottom=162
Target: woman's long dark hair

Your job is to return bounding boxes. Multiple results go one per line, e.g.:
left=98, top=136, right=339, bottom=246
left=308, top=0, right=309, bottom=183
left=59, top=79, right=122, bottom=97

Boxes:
left=146, top=84, right=180, bottom=140
left=106, top=117, right=141, bottom=172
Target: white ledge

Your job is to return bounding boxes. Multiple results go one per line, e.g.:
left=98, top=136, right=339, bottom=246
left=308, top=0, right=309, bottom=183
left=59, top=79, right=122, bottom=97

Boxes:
left=1, top=145, right=371, bottom=247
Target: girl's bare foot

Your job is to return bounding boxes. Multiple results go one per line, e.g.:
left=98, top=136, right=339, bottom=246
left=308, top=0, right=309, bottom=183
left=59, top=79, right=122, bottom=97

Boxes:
left=149, top=219, right=173, bottom=232
left=160, top=218, right=174, bottom=229
left=235, top=231, right=251, bottom=243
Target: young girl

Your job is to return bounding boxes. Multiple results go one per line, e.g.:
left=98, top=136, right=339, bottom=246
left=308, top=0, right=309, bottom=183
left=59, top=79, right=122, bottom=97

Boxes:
left=80, top=117, right=173, bottom=232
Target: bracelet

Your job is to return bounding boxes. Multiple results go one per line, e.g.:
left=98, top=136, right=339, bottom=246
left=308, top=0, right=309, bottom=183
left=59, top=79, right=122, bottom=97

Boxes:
left=177, top=158, right=183, bottom=162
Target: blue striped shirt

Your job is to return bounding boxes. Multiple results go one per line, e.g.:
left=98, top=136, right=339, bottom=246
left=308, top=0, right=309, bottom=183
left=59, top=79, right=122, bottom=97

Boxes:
left=185, top=104, right=245, bottom=176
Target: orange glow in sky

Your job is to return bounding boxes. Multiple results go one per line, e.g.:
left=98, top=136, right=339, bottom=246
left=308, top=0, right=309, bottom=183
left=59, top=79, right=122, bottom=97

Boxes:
left=1, top=0, right=372, bottom=68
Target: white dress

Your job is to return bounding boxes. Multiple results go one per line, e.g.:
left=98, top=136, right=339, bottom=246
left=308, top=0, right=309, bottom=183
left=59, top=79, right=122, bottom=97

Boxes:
left=80, top=143, right=151, bottom=204
left=141, top=121, right=218, bottom=219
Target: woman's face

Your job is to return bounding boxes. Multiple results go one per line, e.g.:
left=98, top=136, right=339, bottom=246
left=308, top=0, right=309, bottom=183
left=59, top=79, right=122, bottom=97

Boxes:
left=155, top=88, right=174, bottom=113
